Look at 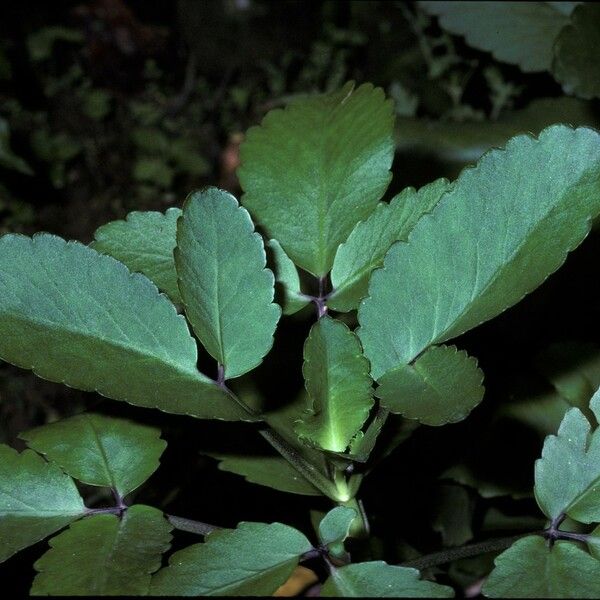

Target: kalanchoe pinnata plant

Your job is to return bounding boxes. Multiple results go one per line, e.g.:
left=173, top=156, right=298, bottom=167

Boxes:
left=2, top=81, right=600, bottom=596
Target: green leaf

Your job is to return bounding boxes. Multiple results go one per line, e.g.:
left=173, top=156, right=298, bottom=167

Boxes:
left=176, top=188, right=280, bottom=379
left=0, top=233, right=250, bottom=421
left=419, top=1, right=573, bottom=73
left=329, top=179, right=450, bottom=312
left=321, top=561, right=454, bottom=597
left=535, top=392, right=600, bottom=523
left=432, top=483, right=474, bottom=547
left=21, top=413, right=166, bottom=497
left=295, top=317, right=374, bottom=452
left=318, top=506, right=357, bottom=547
left=586, top=524, right=600, bottom=560
left=359, top=125, right=600, bottom=380
left=375, top=345, right=484, bottom=425
left=211, top=453, right=321, bottom=496
left=238, top=82, right=395, bottom=277
left=26, top=26, right=83, bottom=62
left=0, top=117, right=33, bottom=175
left=31, top=505, right=172, bottom=595
left=0, top=444, right=85, bottom=562
left=482, top=536, right=600, bottom=598
left=266, top=239, right=309, bottom=315
left=552, top=3, right=600, bottom=99
left=91, top=208, right=182, bottom=304
left=150, top=522, right=312, bottom=596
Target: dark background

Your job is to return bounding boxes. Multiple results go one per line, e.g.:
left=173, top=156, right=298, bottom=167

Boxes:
left=2, top=1, right=600, bottom=595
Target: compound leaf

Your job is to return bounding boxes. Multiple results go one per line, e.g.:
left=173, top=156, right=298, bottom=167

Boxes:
left=359, top=126, right=600, bottom=379
left=535, top=391, right=600, bottom=523
left=150, top=522, right=312, bottom=596
left=375, top=345, right=484, bottom=426
left=552, top=3, right=600, bottom=99
left=31, top=505, right=172, bottom=596
left=0, top=234, right=249, bottom=421
left=295, top=317, right=374, bottom=453
left=210, top=453, right=321, bottom=496
left=419, top=1, right=574, bottom=73
left=266, top=239, right=309, bottom=315
left=318, top=506, right=357, bottom=547
left=22, top=413, right=166, bottom=497
left=329, top=179, right=450, bottom=312
left=321, top=561, right=454, bottom=597
left=482, top=536, right=600, bottom=598
left=176, top=188, right=280, bottom=380
left=91, top=208, right=182, bottom=304
left=0, top=444, right=85, bottom=562
left=238, top=82, right=395, bottom=277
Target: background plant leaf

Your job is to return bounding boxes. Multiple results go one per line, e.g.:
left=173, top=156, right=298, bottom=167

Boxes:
left=176, top=187, right=280, bottom=379
left=482, top=535, right=600, bottom=598
left=329, top=178, right=450, bottom=312
left=359, top=125, right=600, bottom=379
left=21, top=413, right=166, bottom=497
left=91, top=208, right=182, bottom=304
left=150, top=522, right=312, bottom=596
left=31, top=505, right=172, bottom=595
left=238, top=82, right=395, bottom=276
left=0, top=234, right=249, bottom=421
left=375, top=345, right=484, bottom=425
left=318, top=506, right=357, bottom=547
left=295, top=316, right=374, bottom=453
left=0, top=444, right=85, bottom=563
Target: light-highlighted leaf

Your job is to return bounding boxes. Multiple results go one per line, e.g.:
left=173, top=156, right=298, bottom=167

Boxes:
left=329, top=179, right=450, bottom=312
left=31, top=505, right=172, bottom=595
left=266, top=239, right=309, bottom=315
left=211, top=453, right=321, bottom=496
left=91, top=208, right=182, bottom=304
left=150, top=522, right=312, bottom=596
left=318, top=506, right=357, bottom=547
left=296, top=317, right=374, bottom=453
left=552, top=3, right=600, bottom=100
left=359, top=126, right=600, bottom=379
left=375, top=345, right=484, bottom=426
left=238, top=82, right=395, bottom=277
left=0, top=444, right=85, bottom=562
left=535, top=391, right=600, bottom=523
left=321, top=561, right=454, bottom=597
left=0, top=234, right=249, bottom=421
left=482, top=536, right=600, bottom=598
left=419, top=1, right=573, bottom=73
left=22, top=413, right=166, bottom=497
left=176, top=188, right=280, bottom=379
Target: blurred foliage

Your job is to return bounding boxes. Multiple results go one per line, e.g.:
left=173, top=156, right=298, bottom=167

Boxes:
left=2, top=1, right=600, bottom=596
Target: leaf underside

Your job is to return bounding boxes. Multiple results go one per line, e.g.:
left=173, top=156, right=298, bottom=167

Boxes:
left=0, top=233, right=249, bottom=421
left=176, top=187, right=280, bottom=380
left=359, top=125, right=600, bottom=380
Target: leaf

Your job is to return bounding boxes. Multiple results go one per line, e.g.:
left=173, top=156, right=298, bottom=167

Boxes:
left=31, top=505, right=172, bottom=595
left=0, top=444, right=85, bottom=562
left=432, top=484, right=474, bottom=547
left=359, top=125, right=600, bottom=380
left=21, top=413, right=166, bottom=497
left=534, top=391, right=600, bottom=523
left=0, top=117, right=33, bottom=175
left=329, top=179, right=450, bottom=312
left=482, top=535, right=600, bottom=598
left=150, top=522, right=312, bottom=596
left=176, top=187, right=280, bottom=379
left=395, top=97, right=600, bottom=164
left=375, top=345, right=484, bottom=425
left=238, top=82, right=395, bottom=277
left=0, top=233, right=249, bottom=421
left=91, top=208, right=182, bottom=304
left=552, top=3, right=600, bottom=99
left=318, top=506, right=357, bottom=547
left=586, top=524, right=600, bottom=560
left=418, top=1, right=574, bottom=73
left=211, top=453, right=321, bottom=496
left=266, top=239, right=309, bottom=315
left=295, top=317, right=374, bottom=452
left=321, top=561, right=454, bottom=597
